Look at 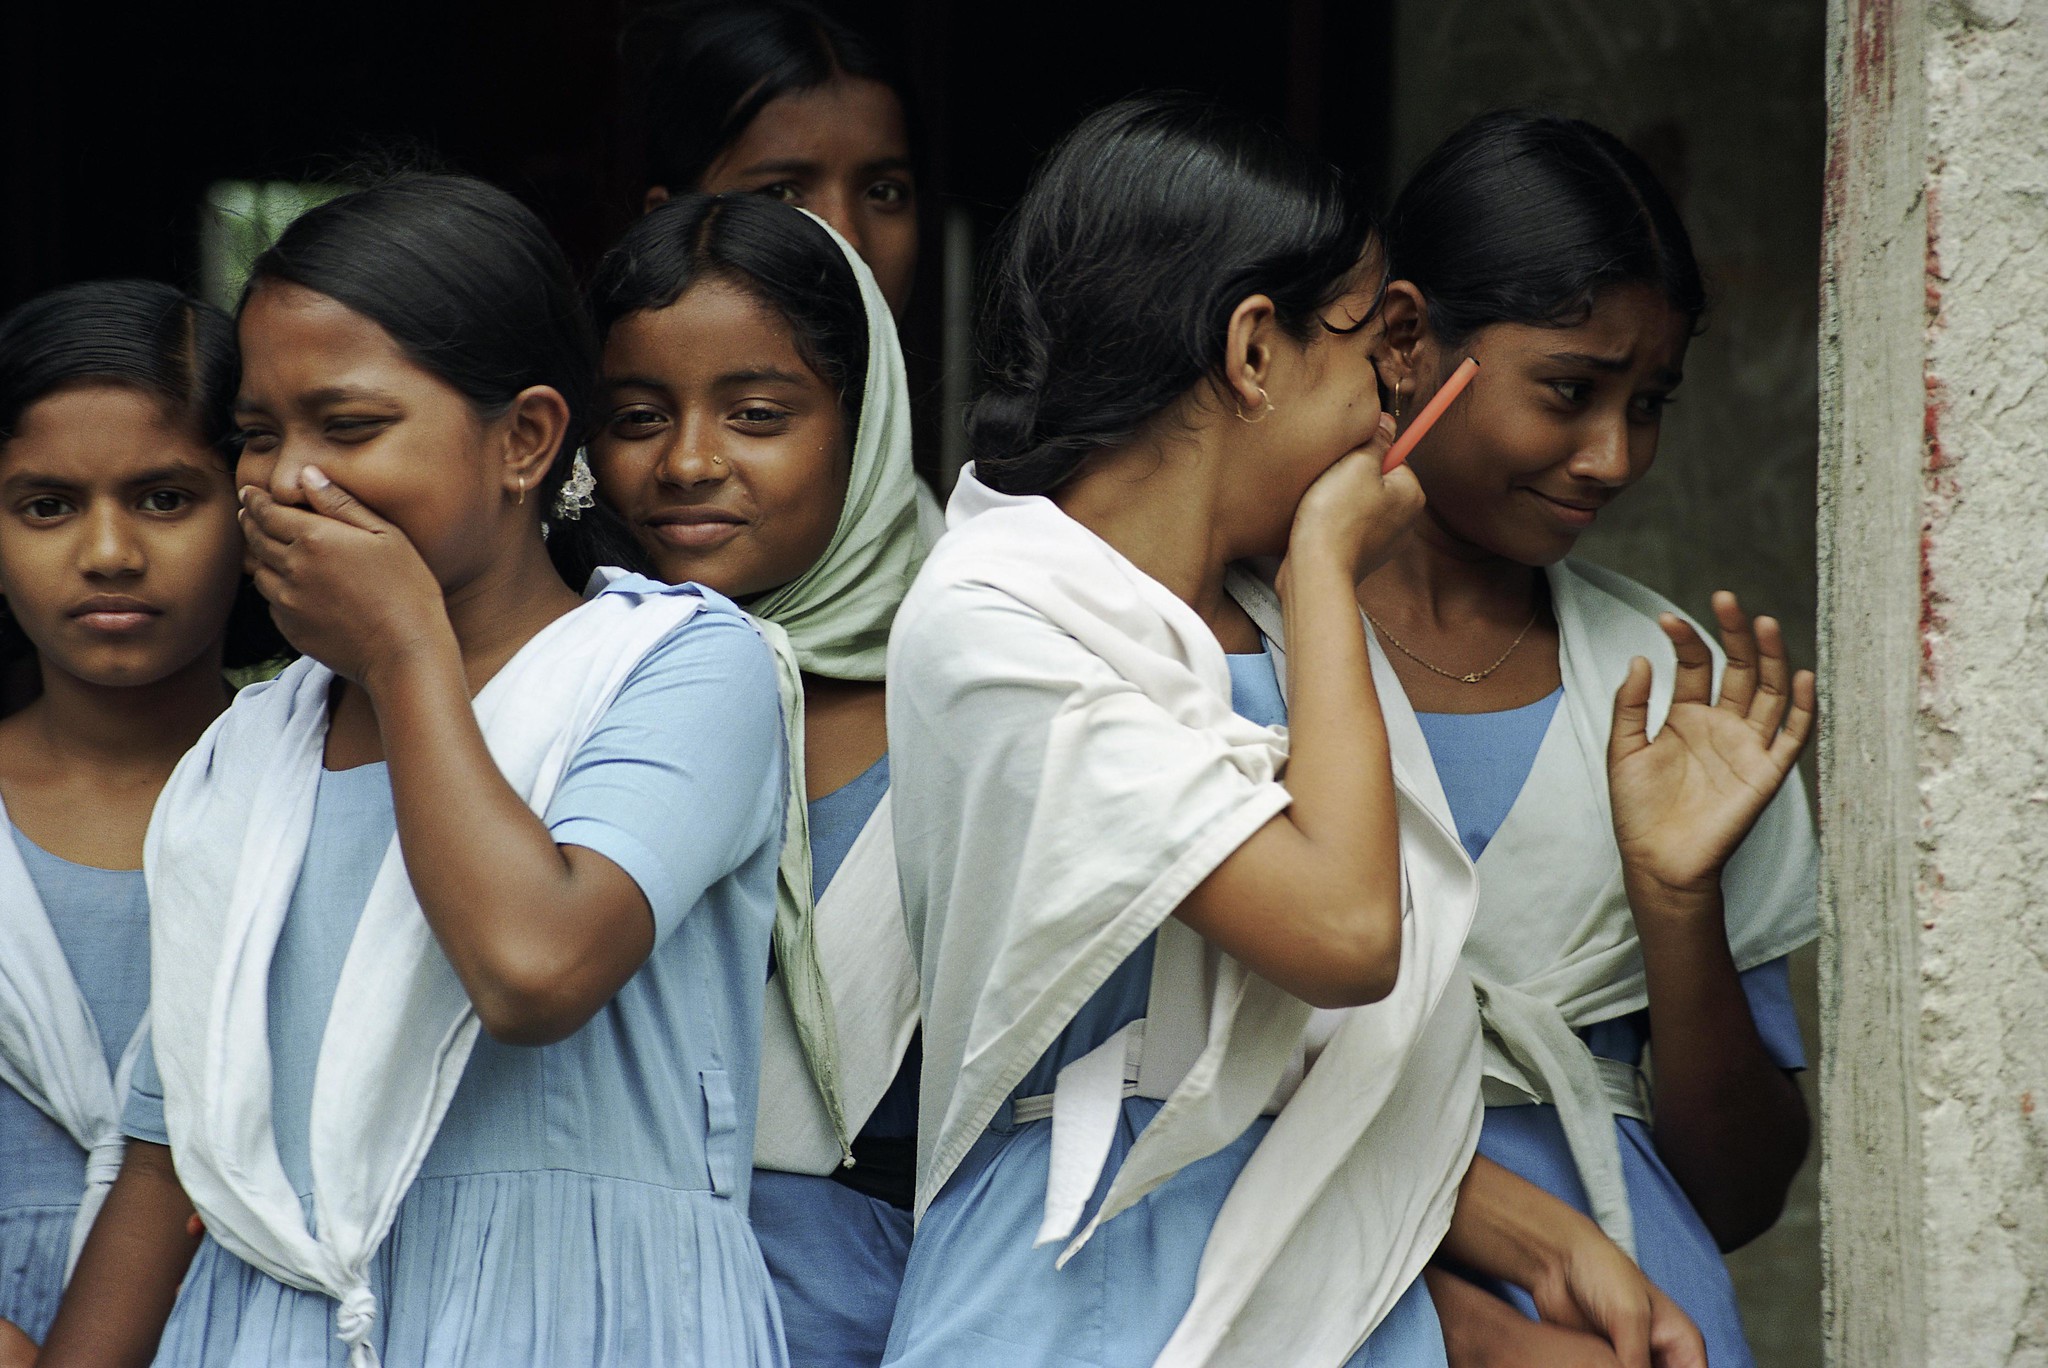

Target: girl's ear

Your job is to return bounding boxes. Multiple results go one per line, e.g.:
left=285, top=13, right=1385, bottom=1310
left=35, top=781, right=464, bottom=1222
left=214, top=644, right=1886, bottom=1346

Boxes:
left=500, top=385, right=574, bottom=503
left=1371, top=281, right=1435, bottom=401
left=1219, top=293, right=1279, bottom=419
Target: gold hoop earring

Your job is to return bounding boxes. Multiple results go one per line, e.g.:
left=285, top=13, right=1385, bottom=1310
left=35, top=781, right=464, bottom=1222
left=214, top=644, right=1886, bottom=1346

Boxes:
left=515, top=476, right=526, bottom=507
left=1235, top=387, right=1274, bottom=424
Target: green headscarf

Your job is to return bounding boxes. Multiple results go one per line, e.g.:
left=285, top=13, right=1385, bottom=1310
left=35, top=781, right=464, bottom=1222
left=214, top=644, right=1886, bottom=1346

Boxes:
left=748, top=212, right=926, bottom=1156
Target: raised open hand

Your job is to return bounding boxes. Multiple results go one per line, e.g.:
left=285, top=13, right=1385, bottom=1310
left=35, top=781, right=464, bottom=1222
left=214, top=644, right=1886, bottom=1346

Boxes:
left=1607, top=592, right=1816, bottom=901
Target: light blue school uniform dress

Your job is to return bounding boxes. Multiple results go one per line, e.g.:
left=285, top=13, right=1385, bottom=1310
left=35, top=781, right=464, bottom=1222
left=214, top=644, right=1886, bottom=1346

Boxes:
left=750, top=755, right=921, bottom=1368
left=0, top=833, right=150, bottom=1342
left=123, top=599, right=793, bottom=1367
left=882, top=650, right=1449, bottom=1368
left=1413, top=689, right=1804, bottom=1368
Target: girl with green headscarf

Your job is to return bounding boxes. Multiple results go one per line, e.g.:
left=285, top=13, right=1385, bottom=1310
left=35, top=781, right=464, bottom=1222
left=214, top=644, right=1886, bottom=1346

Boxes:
left=588, top=193, right=925, bottom=1368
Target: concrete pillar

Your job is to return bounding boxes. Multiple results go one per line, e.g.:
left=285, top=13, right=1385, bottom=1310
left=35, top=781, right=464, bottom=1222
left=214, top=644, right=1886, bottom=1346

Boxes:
left=1818, top=2, right=2048, bottom=1364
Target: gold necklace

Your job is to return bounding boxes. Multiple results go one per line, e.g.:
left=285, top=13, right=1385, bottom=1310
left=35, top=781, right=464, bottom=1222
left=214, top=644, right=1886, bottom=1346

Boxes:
left=1363, top=606, right=1542, bottom=685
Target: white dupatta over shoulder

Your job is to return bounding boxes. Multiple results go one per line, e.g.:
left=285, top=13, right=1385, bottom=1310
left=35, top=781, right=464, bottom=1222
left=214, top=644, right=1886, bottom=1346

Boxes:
left=1373, top=558, right=1819, bottom=1256
left=887, top=468, right=1485, bottom=1368
left=0, top=795, right=148, bottom=1278
left=145, top=573, right=708, bottom=1368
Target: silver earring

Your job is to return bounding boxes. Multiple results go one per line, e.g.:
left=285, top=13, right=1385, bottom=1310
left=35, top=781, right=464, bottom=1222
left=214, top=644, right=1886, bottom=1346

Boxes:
left=552, top=447, right=597, bottom=520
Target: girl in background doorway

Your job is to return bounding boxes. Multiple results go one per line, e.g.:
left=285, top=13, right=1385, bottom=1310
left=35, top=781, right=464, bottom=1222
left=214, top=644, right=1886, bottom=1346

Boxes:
left=588, top=192, right=924, bottom=1368
left=1370, top=112, right=1818, bottom=1368
left=622, top=0, right=920, bottom=319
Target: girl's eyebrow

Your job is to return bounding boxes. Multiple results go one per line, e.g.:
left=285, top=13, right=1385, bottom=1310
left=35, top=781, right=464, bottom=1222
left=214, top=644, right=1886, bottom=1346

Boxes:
left=0, top=469, right=82, bottom=495
left=604, top=374, right=672, bottom=394
left=1543, top=349, right=1634, bottom=372
left=719, top=366, right=814, bottom=387
left=736, top=157, right=821, bottom=178
left=605, top=368, right=815, bottom=393
left=299, top=385, right=402, bottom=408
left=235, top=385, right=400, bottom=414
left=4, top=458, right=219, bottom=496
left=120, top=462, right=214, bottom=488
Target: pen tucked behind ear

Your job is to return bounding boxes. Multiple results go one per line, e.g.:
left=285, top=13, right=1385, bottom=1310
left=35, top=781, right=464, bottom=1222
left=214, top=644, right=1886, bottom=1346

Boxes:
left=1383, top=356, right=1479, bottom=473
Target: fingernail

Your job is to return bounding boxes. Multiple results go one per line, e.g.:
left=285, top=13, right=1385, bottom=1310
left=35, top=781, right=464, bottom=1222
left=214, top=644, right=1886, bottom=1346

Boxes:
left=238, top=485, right=254, bottom=506
left=303, top=465, right=331, bottom=490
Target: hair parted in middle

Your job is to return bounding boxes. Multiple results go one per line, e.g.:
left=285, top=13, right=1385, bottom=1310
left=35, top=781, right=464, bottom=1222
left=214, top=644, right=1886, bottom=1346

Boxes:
left=588, top=192, right=870, bottom=422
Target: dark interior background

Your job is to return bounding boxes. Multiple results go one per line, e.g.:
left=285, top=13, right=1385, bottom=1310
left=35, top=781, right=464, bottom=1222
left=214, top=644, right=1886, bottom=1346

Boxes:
left=1, top=0, right=1393, bottom=314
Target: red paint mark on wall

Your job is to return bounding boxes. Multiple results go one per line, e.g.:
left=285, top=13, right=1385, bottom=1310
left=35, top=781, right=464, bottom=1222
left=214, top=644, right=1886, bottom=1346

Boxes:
left=1822, top=124, right=1849, bottom=244
left=2024, top=1092, right=2036, bottom=1118
left=1921, top=173, right=1951, bottom=681
left=1852, top=0, right=1897, bottom=107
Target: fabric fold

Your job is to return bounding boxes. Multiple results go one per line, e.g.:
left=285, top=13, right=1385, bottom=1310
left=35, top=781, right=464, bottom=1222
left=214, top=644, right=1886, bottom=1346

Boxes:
left=886, top=474, right=1484, bottom=1367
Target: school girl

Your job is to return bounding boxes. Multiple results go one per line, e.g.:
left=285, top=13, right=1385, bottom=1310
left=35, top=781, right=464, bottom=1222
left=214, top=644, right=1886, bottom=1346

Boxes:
left=623, top=0, right=920, bottom=317
left=881, top=93, right=1703, bottom=1368
left=620, top=0, right=948, bottom=543
left=0, top=282, right=280, bottom=1360
left=585, top=193, right=925, bottom=1368
left=38, top=175, right=790, bottom=1367
left=1361, top=113, right=1818, bottom=1367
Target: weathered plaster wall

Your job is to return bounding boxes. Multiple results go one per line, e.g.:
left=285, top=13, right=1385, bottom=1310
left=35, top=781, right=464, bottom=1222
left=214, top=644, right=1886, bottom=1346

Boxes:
left=1907, top=0, right=2048, bottom=1360
left=1389, top=5, right=1827, bottom=1364
left=1821, top=0, right=2048, bottom=1363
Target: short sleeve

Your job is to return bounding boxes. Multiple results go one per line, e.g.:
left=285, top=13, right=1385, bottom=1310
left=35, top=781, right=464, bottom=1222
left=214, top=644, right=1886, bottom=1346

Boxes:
left=545, top=605, right=785, bottom=943
left=1740, top=956, right=1807, bottom=1071
left=121, top=1024, right=170, bottom=1146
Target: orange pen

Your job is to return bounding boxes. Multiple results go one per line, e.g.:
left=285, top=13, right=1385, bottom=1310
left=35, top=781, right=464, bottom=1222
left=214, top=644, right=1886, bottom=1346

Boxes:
left=1383, top=356, right=1479, bottom=473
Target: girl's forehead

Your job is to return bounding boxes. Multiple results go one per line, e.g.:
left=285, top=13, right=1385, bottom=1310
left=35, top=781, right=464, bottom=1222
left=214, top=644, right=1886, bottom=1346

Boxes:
left=235, top=283, right=426, bottom=398
left=713, top=76, right=910, bottom=172
left=1, top=384, right=218, bottom=476
left=605, top=281, right=818, bottom=377
left=1481, top=285, right=1691, bottom=371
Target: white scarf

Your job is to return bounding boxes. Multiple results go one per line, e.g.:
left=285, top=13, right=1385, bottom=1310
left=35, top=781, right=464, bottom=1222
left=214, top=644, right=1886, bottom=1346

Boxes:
left=1376, top=557, right=1819, bottom=1255
left=746, top=212, right=924, bottom=1162
left=145, top=573, right=707, bottom=1368
left=0, top=796, right=148, bottom=1278
left=888, top=470, right=1484, bottom=1367
left=753, top=792, right=919, bottom=1175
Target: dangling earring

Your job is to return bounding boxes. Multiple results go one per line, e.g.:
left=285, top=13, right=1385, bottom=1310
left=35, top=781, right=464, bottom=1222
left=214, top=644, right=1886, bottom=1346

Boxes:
left=515, top=475, right=527, bottom=507
left=552, top=447, right=597, bottom=520
left=1392, top=379, right=1403, bottom=428
left=1235, top=386, right=1274, bottom=424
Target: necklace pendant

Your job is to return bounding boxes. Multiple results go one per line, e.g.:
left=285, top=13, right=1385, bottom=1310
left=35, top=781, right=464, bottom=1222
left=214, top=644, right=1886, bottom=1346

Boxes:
left=1461, top=672, right=1482, bottom=684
